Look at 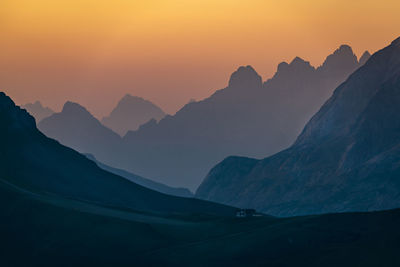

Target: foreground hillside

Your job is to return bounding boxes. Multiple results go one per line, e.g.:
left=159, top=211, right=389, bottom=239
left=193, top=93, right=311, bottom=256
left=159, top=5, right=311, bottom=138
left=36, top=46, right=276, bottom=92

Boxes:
left=0, top=92, right=233, bottom=216
left=85, top=153, right=193, bottom=197
left=1, top=92, right=400, bottom=266
left=1, top=175, right=400, bottom=266
left=197, top=37, right=400, bottom=216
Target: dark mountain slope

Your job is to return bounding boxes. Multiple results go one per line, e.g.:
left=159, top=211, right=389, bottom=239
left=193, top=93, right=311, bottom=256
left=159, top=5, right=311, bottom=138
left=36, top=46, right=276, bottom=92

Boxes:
left=85, top=153, right=193, bottom=197
left=196, top=38, right=400, bottom=216
left=0, top=92, right=235, bottom=216
left=149, top=209, right=400, bottom=267
left=102, top=94, right=166, bottom=136
left=1, top=176, right=400, bottom=266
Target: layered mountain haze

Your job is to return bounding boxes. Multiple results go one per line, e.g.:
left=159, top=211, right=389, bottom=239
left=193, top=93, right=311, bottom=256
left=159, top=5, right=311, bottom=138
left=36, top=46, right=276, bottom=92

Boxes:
left=37, top=102, right=192, bottom=195
left=197, top=37, right=400, bottom=217
left=38, top=101, right=123, bottom=166
left=21, top=101, right=54, bottom=123
left=102, top=94, right=166, bottom=136
left=118, top=45, right=369, bottom=189
left=34, top=45, right=369, bottom=190
left=3, top=1, right=400, bottom=264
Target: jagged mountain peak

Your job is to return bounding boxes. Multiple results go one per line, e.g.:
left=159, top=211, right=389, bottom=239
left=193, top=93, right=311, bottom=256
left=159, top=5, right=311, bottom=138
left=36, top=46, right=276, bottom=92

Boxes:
left=228, top=65, right=262, bottom=89
left=277, top=61, right=290, bottom=72
left=337, top=44, right=353, bottom=53
left=30, top=100, right=43, bottom=108
left=318, top=44, right=358, bottom=72
left=21, top=100, right=54, bottom=123
left=266, top=57, right=315, bottom=85
left=297, top=37, right=400, bottom=145
left=196, top=37, right=400, bottom=216
left=290, top=56, right=310, bottom=66
left=112, top=94, right=164, bottom=114
left=330, top=44, right=355, bottom=59
left=61, top=101, right=92, bottom=117
left=359, top=50, right=371, bottom=65
left=275, top=57, right=313, bottom=72
left=288, top=57, right=314, bottom=71
left=101, top=94, right=165, bottom=136
left=119, top=94, right=146, bottom=103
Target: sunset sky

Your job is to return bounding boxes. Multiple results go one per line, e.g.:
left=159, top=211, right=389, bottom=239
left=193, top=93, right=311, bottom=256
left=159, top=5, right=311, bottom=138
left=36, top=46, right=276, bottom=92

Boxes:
left=1, top=0, right=399, bottom=117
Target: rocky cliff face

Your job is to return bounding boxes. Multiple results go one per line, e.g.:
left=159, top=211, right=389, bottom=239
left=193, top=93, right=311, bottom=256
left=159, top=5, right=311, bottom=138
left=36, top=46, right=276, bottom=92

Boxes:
left=196, top=38, right=400, bottom=216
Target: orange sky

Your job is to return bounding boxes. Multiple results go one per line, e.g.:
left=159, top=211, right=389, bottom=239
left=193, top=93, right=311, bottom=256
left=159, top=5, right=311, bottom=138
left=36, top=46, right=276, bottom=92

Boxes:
left=1, top=0, right=399, bottom=117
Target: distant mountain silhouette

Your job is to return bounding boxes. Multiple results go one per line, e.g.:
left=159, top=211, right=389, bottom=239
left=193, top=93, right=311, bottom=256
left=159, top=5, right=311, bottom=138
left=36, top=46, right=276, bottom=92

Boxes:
left=0, top=91, right=235, bottom=216
left=38, top=101, right=123, bottom=166
left=34, top=45, right=369, bottom=190
left=85, top=153, right=193, bottom=197
left=22, top=101, right=54, bottom=122
left=196, top=37, right=400, bottom=216
left=117, top=45, right=369, bottom=189
left=37, top=100, right=187, bottom=193
left=102, top=94, right=166, bottom=136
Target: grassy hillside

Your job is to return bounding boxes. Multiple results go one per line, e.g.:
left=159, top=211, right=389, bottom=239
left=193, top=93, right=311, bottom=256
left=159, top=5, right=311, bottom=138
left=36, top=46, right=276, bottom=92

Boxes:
left=1, top=177, right=400, bottom=267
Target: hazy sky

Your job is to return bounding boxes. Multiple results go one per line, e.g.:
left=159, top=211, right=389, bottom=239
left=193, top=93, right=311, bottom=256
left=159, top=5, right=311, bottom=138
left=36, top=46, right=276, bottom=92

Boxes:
left=1, top=0, right=399, bottom=117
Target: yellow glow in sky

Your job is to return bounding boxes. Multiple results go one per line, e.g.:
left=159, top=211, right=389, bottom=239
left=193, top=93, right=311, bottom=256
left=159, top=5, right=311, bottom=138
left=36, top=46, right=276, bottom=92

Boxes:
left=1, top=0, right=399, bottom=116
